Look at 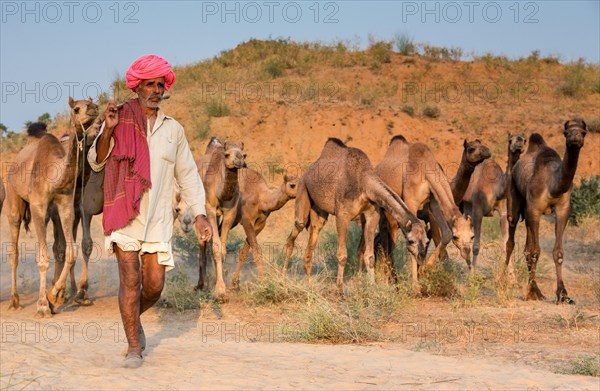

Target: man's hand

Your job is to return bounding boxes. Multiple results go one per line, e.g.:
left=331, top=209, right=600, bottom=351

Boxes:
left=102, top=102, right=119, bottom=134
left=195, top=215, right=213, bottom=242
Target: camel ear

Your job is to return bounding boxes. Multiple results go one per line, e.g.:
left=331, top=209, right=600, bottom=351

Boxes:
left=467, top=215, right=472, bottom=224
left=564, top=120, right=570, bottom=130
left=68, top=96, right=75, bottom=108
left=240, top=142, right=244, bottom=151
left=581, top=120, right=587, bottom=130
left=463, top=139, right=468, bottom=148
left=223, top=141, right=229, bottom=150
left=406, top=220, right=412, bottom=231
left=451, top=215, right=457, bottom=225
left=284, top=174, right=289, bottom=182
left=88, top=96, right=93, bottom=102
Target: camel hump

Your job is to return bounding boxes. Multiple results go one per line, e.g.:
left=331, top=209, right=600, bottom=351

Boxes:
left=205, top=136, right=223, bottom=154
left=409, top=142, right=434, bottom=159
left=27, top=122, right=48, bottom=138
left=325, top=138, right=346, bottom=148
left=527, top=133, right=546, bottom=153
left=389, top=134, right=409, bottom=145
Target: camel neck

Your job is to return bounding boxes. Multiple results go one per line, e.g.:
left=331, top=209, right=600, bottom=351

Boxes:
left=551, top=144, right=581, bottom=196
left=262, top=185, right=289, bottom=212
left=221, top=167, right=239, bottom=201
left=451, top=157, right=475, bottom=203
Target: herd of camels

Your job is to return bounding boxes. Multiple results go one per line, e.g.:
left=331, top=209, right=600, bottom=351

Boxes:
left=0, top=97, right=588, bottom=317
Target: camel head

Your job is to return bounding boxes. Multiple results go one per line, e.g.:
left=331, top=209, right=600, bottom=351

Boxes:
left=507, top=132, right=526, bottom=155
left=463, top=139, right=491, bottom=166
left=404, top=220, right=429, bottom=265
left=68, top=96, right=99, bottom=139
left=223, top=141, right=247, bottom=169
left=563, top=118, right=587, bottom=148
left=450, top=215, right=474, bottom=265
left=282, top=174, right=299, bottom=199
left=172, top=190, right=195, bottom=233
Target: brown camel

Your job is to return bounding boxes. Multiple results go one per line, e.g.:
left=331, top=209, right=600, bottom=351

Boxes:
left=230, top=169, right=298, bottom=287
left=282, top=138, right=428, bottom=290
left=195, top=137, right=247, bottom=300
left=506, top=119, right=587, bottom=304
left=423, top=139, right=491, bottom=269
left=376, top=135, right=474, bottom=292
left=460, top=133, right=525, bottom=269
left=5, top=97, right=99, bottom=317
left=46, top=97, right=101, bottom=306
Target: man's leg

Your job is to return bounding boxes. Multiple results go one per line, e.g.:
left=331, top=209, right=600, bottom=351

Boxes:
left=115, top=245, right=142, bottom=356
left=140, top=252, right=166, bottom=313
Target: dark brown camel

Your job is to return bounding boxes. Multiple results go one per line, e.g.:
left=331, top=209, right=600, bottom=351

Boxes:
left=506, top=119, right=587, bottom=304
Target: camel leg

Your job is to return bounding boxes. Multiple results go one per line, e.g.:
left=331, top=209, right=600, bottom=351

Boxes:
left=206, top=207, right=227, bottom=300
left=470, top=204, right=483, bottom=275
left=195, top=239, right=208, bottom=291
left=303, top=210, right=327, bottom=281
left=49, top=208, right=66, bottom=287
left=334, top=213, right=351, bottom=291
left=357, top=215, right=366, bottom=272
left=423, top=198, right=451, bottom=270
left=362, top=207, right=380, bottom=282
left=47, top=195, right=77, bottom=309
left=553, top=202, right=574, bottom=304
left=232, top=241, right=250, bottom=289
left=29, top=203, right=53, bottom=317
left=68, top=206, right=82, bottom=297
left=504, top=187, right=523, bottom=276
left=498, top=199, right=509, bottom=251
left=524, top=211, right=545, bottom=301
left=6, top=194, right=25, bottom=310
left=75, top=210, right=93, bottom=305
left=379, top=211, right=399, bottom=284
left=282, top=182, right=311, bottom=277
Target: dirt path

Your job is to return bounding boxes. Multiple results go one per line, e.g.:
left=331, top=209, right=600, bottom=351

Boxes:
left=0, top=296, right=597, bottom=391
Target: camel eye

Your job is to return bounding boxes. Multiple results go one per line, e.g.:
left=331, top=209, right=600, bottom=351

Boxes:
left=453, top=235, right=459, bottom=240
left=224, top=153, right=230, bottom=158
left=290, top=183, right=296, bottom=189
left=74, top=107, right=80, bottom=114
left=243, top=153, right=247, bottom=159
left=467, top=147, right=475, bottom=153
left=407, top=240, right=415, bottom=246
left=175, top=207, right=181, bottom=214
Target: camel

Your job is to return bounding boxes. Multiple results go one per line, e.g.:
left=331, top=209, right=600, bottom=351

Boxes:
left=375, top=135, right=473, bottom=292
left=5, top=97, right=99, bottom=317
left=195, top=137, right=247, bottom=300
left=46, top=99, right=101, bottom=306
left=281, top=138, right=428, bottom=290
left=230, top=169, right=298, bottom=287
left=423, top=139, right=491, bottom=272
left=460, top=133, right=525, bottom=269
left=505, top=119, right=587, bottom=304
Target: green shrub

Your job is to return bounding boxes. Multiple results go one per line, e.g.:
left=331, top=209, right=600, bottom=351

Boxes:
left=205, top=98, right=231, bottom=117
left=558, top=354, right=600, bottom=377
left=569, top=176, right=600, bottom=225
left=394, top=33, right=416, bottom=56
left=264, top=58, right=284, bottom=78
left=401, top=105, right=415, bottom=117
left=587, top=117, right=600, bottom=133
left=560, top=59, right=586, bottom=96
left=422, top=105, right=441, bottom=119
left=368, top=40, right=393, bottom=64
left=161, top=272, right=203, bottom=313
left=172, top=229, right=199, bottom=265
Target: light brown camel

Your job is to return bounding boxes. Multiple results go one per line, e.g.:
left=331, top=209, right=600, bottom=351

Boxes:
left=460, top=133, right=525, bottom=269
left=230, top=169, right=298, bottom=287
left=195, top=137, right=247, bottom=300
left=46, top=97, right=101, bottom=306
left=5, top=97, right=99, bottom=317
left=281, top=138, right=428, bottom=290
left=505, top=119, right=587, bottom=304
left=376, top=135, right=473, bottom=292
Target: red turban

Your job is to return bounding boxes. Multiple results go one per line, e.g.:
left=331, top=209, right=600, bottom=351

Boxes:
left=125, top=54, right=176, bottom=91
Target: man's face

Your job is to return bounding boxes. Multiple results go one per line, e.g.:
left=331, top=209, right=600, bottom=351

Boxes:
left=136, top=77, right=166, bottom=109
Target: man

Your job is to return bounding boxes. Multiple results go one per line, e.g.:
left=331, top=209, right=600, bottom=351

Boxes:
left=89, top=54, right=212, bottom=368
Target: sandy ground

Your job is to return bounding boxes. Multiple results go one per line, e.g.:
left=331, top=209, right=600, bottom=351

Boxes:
left=1, top=295, right=599, bottom=391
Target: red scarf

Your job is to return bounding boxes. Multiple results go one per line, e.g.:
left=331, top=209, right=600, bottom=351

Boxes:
left=102, top=99, right=152, bottom=235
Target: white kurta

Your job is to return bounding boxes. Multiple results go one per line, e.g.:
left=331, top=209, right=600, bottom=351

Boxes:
left=88, top=110, right=205, bottom=270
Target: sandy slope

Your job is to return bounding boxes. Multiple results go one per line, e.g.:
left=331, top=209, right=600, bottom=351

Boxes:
left=1, top=296, right=598, bottom=391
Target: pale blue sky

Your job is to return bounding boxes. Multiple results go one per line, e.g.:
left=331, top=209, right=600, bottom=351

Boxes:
left=1, top=0, right=599, bottom=131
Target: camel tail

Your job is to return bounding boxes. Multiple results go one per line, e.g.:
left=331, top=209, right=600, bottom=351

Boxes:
left=365, top=175, right=415, bottom=226
left=23, top=201, right=31, bottom=232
